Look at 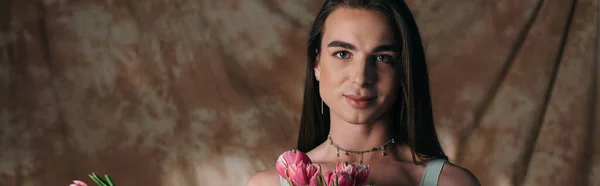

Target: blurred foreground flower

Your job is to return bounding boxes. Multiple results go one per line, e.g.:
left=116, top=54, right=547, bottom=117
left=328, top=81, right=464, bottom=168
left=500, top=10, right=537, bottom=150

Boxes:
left=69, top=173, right=116, bottom=186
left=70, top=180, right=87, bottom=186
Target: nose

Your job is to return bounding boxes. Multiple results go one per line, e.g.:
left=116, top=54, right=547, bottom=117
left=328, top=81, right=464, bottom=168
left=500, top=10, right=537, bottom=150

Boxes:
left=351, top=57, right=377, bottom=87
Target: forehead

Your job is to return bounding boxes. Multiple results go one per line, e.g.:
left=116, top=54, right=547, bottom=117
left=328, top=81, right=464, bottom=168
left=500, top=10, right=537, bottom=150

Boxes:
left=322, top=7, right=396, bottom=46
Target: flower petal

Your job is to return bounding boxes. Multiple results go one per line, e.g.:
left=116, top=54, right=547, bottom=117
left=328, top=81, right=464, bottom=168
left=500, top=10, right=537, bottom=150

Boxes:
left=354, top=165, right=370, bottom=185
left=293, top=150, right=312, bottom=165
left=276, top=153, right=288, bottom=178
left=291, top=164, right=308, bottom=185
left=71, top=180, right=88, bottom=186
left=336, top=172, right=354, bottom=186
left=306, top=164, right=321, bottom=186
left=323, top=170, right=335, bottom=186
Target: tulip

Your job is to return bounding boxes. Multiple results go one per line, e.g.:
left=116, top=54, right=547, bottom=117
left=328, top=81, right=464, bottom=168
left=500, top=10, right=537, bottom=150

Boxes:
left=276, top=150, right=313, bottom=179
left=335, top=161, right=370, bottom=185
left=323, top=170, right=354, bottom=186
left=288, top=163, right=321, bottom=186
left=353, top=164, right=370, bottom=185
left=276, top=150, right=322, bottom=186
left=335, top=162, right=357, bottom=177
left=70, top=180, right=88, bottom=186
left=323, top=170, right=335, bottom=186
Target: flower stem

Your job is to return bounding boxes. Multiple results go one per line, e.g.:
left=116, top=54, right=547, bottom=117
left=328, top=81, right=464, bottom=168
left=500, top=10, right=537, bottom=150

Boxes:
left=104, top=174, right=116, bottom=186
left=88, top=173, right=108, bottom=186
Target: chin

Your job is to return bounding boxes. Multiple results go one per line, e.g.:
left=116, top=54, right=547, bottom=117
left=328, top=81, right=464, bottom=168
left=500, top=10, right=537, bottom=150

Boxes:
left=338, top=110, right=381, bottom=124
left=328, top=98, right=395, bottom=124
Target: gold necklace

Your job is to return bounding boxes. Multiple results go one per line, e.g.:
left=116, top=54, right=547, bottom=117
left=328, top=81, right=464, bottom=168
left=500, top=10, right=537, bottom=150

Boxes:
left=327, top=134, right=395, bottom=164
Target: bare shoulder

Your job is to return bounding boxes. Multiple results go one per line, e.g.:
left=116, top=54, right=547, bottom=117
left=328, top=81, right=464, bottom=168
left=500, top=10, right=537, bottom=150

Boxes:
left=439, top=162, right=481, bottom=186
left=247, top=166, right=281, bottom=186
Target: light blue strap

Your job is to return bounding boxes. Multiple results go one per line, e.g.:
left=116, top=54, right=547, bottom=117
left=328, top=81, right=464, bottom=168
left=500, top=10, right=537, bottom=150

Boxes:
left=419, top=159, right=447, bottom=186
left=279, top=175, right=291, bottom=186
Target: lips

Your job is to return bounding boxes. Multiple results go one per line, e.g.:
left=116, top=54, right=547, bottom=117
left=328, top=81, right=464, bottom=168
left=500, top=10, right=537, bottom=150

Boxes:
left=343, top=94, right=376, bottom=108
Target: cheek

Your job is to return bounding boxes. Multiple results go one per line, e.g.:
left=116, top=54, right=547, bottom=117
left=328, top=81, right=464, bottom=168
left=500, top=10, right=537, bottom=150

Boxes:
left=378, top=72, right=396, bottom=92
left=320, top=71, right=340, bottom=96
left=320, top=61, right=345, bottom=83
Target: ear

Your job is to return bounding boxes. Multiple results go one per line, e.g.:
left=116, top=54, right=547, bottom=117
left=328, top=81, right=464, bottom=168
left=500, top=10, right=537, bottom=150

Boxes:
left=313, top=52, right=321, bottom=81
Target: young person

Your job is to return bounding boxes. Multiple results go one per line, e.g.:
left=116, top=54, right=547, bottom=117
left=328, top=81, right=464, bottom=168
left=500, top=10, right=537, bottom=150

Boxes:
left=248, top=0, right=480, bottom=185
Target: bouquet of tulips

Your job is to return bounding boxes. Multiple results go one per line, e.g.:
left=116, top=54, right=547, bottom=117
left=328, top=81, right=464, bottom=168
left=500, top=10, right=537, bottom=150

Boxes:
left=276, top=150, right=371, bottom=186
left=69, top=173, right=116, bottom=186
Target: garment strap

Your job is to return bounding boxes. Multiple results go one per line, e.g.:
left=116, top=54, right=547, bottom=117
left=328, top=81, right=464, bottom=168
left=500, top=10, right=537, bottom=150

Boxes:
left=419, top=158, right=447, bottom=186
left=279, top=175, right=291, bottom=186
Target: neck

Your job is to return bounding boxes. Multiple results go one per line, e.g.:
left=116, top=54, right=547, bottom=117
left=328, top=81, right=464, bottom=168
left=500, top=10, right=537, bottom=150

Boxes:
left=326, top=112, right=394, bottom=163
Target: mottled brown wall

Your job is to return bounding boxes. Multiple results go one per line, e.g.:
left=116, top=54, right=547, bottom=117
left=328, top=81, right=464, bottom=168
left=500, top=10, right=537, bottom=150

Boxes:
left=0, top=0, right=598, bottom=186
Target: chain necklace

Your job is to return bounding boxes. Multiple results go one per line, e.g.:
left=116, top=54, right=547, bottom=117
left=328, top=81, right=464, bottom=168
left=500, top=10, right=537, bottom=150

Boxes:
left=327, top=134, right=395, bottom=164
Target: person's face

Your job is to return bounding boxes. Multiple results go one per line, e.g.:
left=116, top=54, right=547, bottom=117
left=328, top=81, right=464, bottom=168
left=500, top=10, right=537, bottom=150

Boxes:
left=315, top=7, right=399, bottom=124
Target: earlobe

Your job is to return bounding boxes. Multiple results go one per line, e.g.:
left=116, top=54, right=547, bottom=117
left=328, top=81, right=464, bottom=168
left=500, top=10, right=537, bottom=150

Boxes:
left=314, top=58, right=320, bottom=81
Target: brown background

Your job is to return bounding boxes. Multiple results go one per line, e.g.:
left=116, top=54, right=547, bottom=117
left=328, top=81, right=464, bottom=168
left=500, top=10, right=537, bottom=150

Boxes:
left=1, top=0, right=599, bottom=185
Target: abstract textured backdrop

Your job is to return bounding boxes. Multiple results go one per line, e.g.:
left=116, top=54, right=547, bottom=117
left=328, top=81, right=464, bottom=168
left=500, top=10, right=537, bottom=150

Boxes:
left=1, top=0, right=599, bottom=185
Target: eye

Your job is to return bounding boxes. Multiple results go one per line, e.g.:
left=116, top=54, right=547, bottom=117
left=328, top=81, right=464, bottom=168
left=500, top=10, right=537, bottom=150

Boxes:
left=374, top=54, right=394, bottom=63
left=333, top=51, right=352, bottom=59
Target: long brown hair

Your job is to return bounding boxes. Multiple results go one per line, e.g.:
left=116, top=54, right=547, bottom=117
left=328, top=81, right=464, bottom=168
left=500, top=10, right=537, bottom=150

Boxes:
left=297, top=0, right=447, bottom=165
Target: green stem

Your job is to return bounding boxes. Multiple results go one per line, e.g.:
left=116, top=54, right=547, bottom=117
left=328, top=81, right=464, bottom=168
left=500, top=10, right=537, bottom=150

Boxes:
left=335, top=174, right=339, bottom=186
left=104, top=174, right=116, bottom=186
left=88, top=173, right=108, bottom=186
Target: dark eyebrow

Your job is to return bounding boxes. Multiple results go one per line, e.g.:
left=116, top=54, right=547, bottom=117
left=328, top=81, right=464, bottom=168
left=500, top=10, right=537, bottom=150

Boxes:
left=327, top=40, right=357, bottom=51
left=372, top=44, right=400, bottom=53
left=327, top=40, right=399, bottom=53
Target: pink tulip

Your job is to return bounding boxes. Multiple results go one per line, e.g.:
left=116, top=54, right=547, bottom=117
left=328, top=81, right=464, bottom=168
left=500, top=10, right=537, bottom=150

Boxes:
left=336, top=172, right=354, bottom=186
left=69, top=180, right=88, bottom=186
left=287, top=163, right=321, bottom=186
left=307, top=164, right=322, bottom=186
left=354, top=164, right=370, bottom=185
left=335, top=161, right=370, bottom=185
left=323, top=170, right=354, bottom=186
left=276, top=150, right=312, bottom=178
left=323, top=170, right=335, bottom=186
left=336, top=161, right=357, bottom=177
